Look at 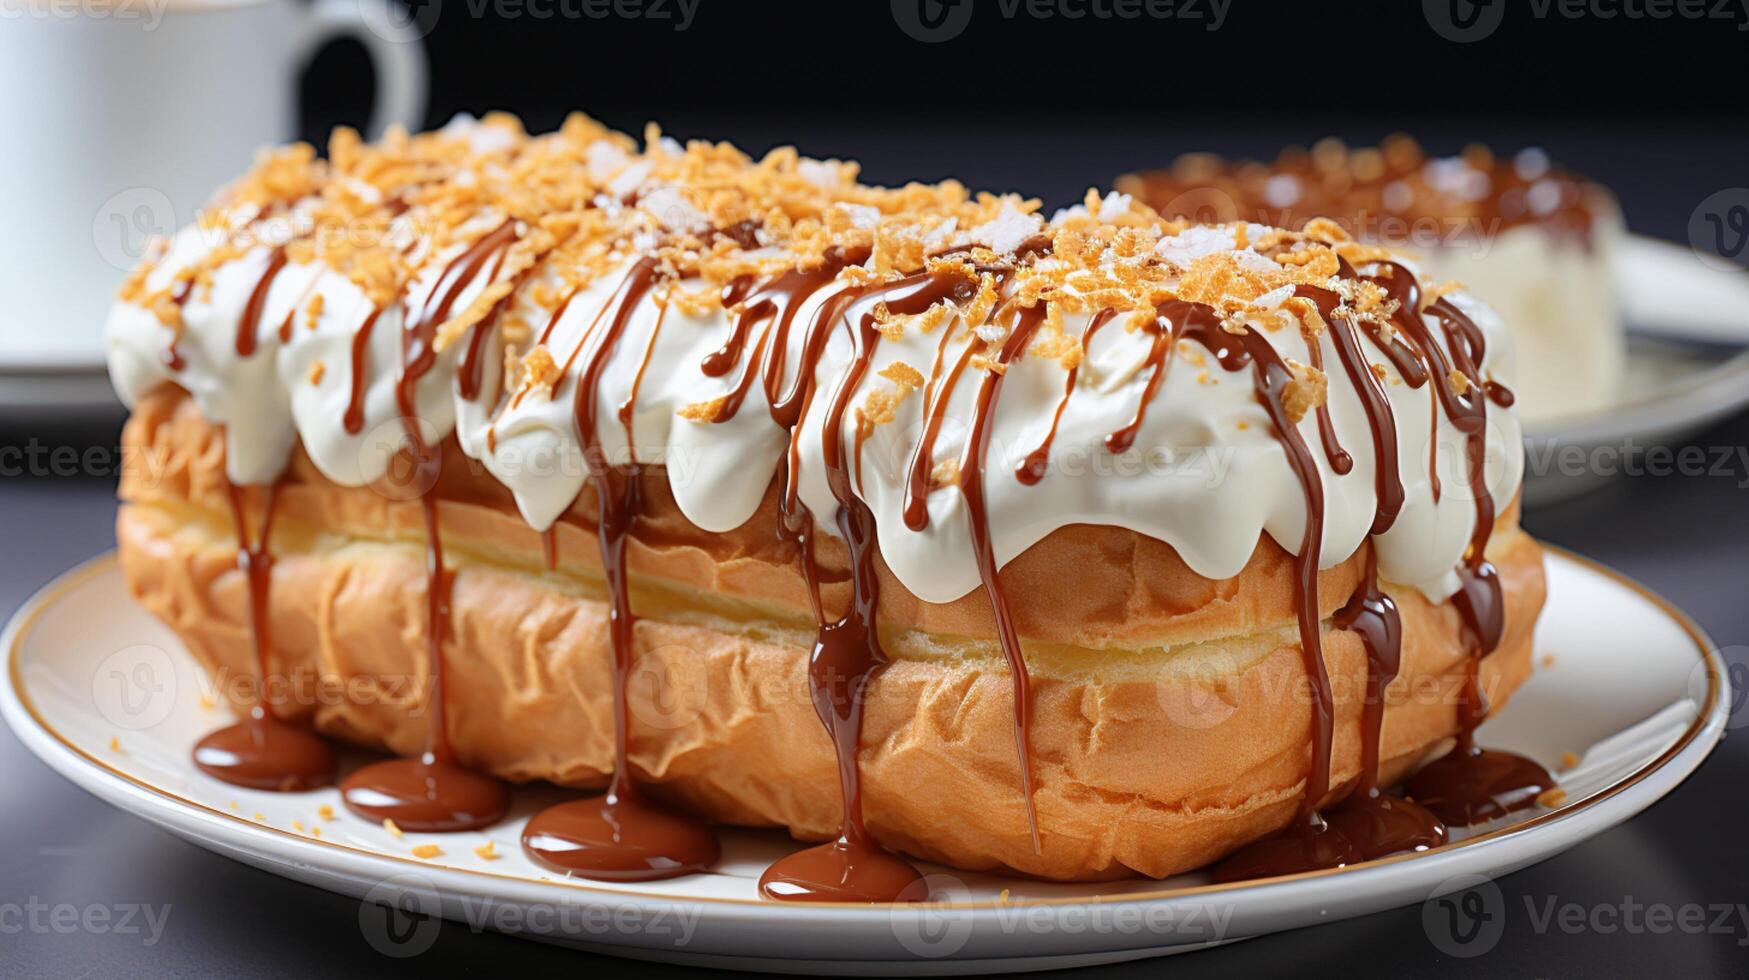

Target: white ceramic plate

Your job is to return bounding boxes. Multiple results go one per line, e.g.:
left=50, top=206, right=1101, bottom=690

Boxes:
left=1522, top=235, right=1749, bottom=507
left=0, top=550, right=1728, bottom=975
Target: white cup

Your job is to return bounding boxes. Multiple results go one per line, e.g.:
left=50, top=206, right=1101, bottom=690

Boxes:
left=0, top=0, right=428, bottom=370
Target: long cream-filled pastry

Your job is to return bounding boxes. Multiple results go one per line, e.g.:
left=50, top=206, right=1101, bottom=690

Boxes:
left=106, top=113, right=1552, bottom=897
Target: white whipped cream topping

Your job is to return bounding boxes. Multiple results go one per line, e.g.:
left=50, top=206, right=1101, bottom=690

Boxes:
left=107, top=184, right=1524, bottom=609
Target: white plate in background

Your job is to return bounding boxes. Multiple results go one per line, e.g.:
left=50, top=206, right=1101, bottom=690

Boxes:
left=1521, top=235, right=1749, bottom=506
left=0, top=365, right=122, bottom=425
left=0, top=550, right=1728, bottom=974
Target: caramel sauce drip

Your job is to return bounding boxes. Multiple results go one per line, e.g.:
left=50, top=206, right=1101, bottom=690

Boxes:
left=700, top=275, right=756, bottom=377
left=236, top=248, right=289, bottom=359
left=540, top=526, right=558, bottom=571
left=957, top=300, right=1048, bottom=852
left=1215, top=261, right=1545, bottom=878
left=1104, top=312, right=1178, bottom=455
left=1299, top=312, right=1353, bottom=476
left=161, top=279, right=194, bottom=371
left=901, top=318, right=981, bottom=531
left=1296, top=283, right=1404, bottom=534
left=760, top=269, right=971, bottom=903
left=758, top=259, right=863, bottom=431
left=522, top=257, right=721, bottom=880
left=1356, top=263, right=1549, bottom=829
left=1297, top=547, right=1445, bottom=875
left=192, top=482, right=338, bottom=792
left=1165, top=302, right=1356, bottom=877
left=1017, top=309, right=1115, bottom=486
left=340, top=225, right=519, bottom=833
left=342, top=308, right=382, bottom=436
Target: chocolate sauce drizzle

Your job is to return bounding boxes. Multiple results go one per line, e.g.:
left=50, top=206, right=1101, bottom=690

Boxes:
left=1322, top=547, right=1446, bottom=855
left=759, top=269, right=972, bottom=903
left=161, top=278, right=195, bottom=371
left=342, top=309, right=382, bottom=436
left=1017, top=309, right=1115, bottom=485
left=236, top=248, right=289, bottom=359
left=1105, top=310, right=1178, bottom=456
left=1160, top=300, right=1361, bottom=878
left=1215, top=262, right=1550, bottom=879
left=1387, top=266, right=1554, bottom=825
left=340, top=224, right=518, bottom=834
left=192, top=482, right=338, bottom=791
left=1298, top=283, right=1405, bottom=534
left=956, top=301, right=1049, bottom=851
left=521, top=257, right=721, bottom=880
left=902, top=323, right=981, bottom=531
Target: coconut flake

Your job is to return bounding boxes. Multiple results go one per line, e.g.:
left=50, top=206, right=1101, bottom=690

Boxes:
left=1251, top=284, right=1295, bottom=310
left=970, top=203, right=1044, bottom=255
left=607, top=160, right=653, bottom=200
left=1095, top=191, right=1133, bottom=222
left=836, top=203, right=881, bottom=231
left=586, top=142, right=630, bottom=181
left=638, top=185, right=709, bottom=233
left=1155, top=225, right=1237, bottom=265
left=799, top=159, right=847, bottom=189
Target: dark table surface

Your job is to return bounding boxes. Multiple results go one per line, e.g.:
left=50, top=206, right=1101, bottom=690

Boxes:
left=3, top=400, right=1747, bottom=978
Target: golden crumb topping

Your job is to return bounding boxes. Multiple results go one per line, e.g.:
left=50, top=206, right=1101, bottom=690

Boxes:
left=120, top=113, right=1461, bottom=414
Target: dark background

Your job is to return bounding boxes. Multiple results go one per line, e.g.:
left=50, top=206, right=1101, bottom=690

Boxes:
left=297, top=0, right=1749, bottom=244
left=5, top=1, right=1747, bottom=977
